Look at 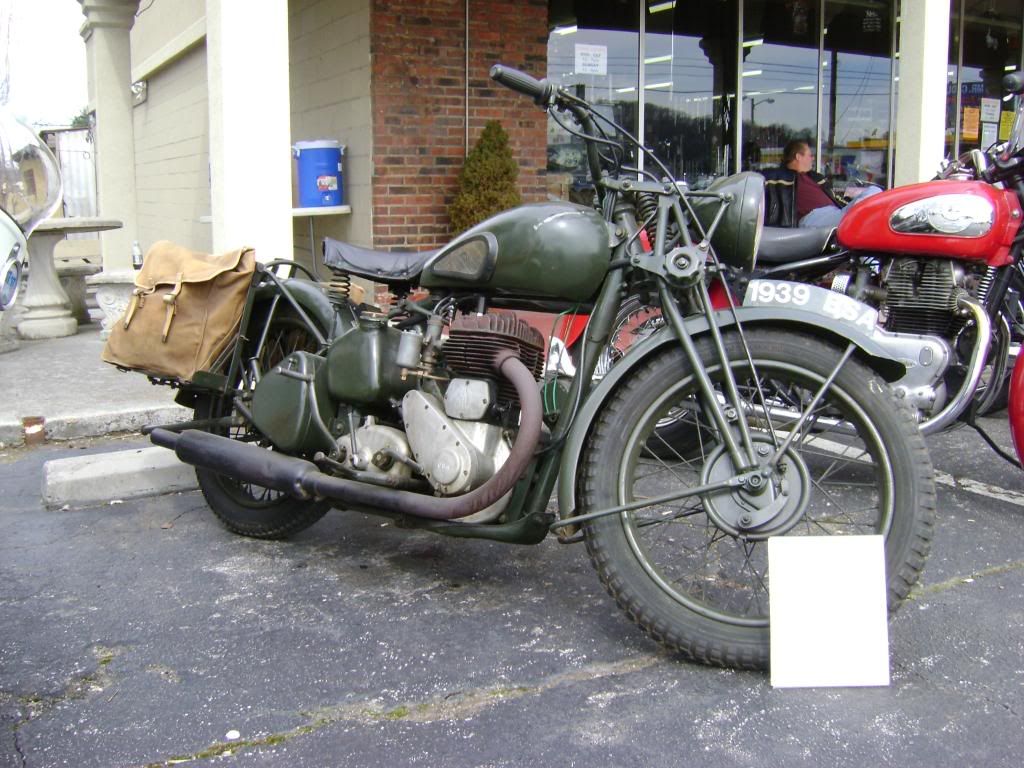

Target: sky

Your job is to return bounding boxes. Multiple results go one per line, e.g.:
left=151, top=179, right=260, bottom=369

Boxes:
left=1, top=0, right=89, bottom=127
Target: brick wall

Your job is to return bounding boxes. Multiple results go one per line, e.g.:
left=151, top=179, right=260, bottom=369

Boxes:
left=370, top=0, right=549, bottom=250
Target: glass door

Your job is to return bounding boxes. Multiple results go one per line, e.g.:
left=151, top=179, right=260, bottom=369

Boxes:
left=954, top=0, right=1023, bottom=157
left=642, top=0, right=738, bottom=187
left=741, top=0, right=821, bottom=171
left=821, top=0, right=895, bottom=192
left=546, top=1, right=640, bottom=202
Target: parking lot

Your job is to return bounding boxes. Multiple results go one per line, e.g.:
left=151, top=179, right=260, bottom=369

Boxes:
left=1, top=417, right=1022, bottom=767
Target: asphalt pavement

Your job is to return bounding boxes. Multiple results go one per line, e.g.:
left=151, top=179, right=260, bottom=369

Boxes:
left=1, top=416, right=1023, bottom=767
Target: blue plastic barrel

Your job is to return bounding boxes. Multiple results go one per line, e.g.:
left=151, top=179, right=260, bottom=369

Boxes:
left=293, top=140, right=344, bottom=207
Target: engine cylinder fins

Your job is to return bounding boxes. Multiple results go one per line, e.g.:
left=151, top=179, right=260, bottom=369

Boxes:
left=883, top=258, right=961, bottom=336
left=974, top=266, right=998, bottom=304
left=445, top=313, right=546, bottom=405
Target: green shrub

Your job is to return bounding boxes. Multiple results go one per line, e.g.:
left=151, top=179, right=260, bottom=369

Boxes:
left=449, top=120, right=522, bottom=233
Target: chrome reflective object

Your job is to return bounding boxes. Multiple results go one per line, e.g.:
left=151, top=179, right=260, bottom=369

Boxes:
left=1, top=240, right=23, bottom=310
left=0, top=108, right=63, bottom=311
left=889, top=194, right=995, bottom=237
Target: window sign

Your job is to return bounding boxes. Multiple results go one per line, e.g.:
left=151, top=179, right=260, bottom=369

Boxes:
left=574, top=44, right=607, bottom=75
left=981, top=122, right=998, bottom=149
left=1000, top=110, right=1016, bottom=141
left=980, top=98, right=1000, bottom=123
left=962, top=107, right=980, bottom=141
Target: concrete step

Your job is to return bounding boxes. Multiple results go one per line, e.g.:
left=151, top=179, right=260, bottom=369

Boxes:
left=43, top=445, right=198, bottom=508
left=1, top=405, right=191, bottom=447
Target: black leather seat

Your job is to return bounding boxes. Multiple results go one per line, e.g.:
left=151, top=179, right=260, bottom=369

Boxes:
left=756, top=226, right=836, bottom=264
left=323, top=237, right=438, bottom=283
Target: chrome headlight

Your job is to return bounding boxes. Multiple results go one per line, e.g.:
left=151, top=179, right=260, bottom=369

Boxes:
left=0, top=209, right=26, bottom=311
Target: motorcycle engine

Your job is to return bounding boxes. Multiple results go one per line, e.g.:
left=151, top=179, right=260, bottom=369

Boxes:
left=255, top=309, right=545, bottom=521
left=402, top=313, right=544, bottom=511
left=878, top=258, right=963, bottom=336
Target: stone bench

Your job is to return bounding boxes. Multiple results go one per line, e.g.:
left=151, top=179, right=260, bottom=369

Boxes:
left=20, top=253, right=104, bottom=325
left=55, top=255, right=103, bottom=324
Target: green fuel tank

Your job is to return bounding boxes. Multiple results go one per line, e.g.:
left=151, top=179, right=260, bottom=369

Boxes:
left=419, top=202, right=612, bottom=302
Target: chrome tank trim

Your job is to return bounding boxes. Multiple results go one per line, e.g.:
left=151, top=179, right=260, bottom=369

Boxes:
left=890, top=194, right=995, bottom=237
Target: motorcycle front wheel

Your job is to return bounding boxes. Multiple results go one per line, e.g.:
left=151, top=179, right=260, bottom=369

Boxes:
left=193, top=308, right=332, bottom=539
left=578, top=328, right=935, bottom=669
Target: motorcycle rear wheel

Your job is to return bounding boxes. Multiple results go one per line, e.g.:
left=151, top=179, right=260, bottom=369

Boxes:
left=194, top=309, right=331, bottom=539
left=578, top=328, right=935, bottom=669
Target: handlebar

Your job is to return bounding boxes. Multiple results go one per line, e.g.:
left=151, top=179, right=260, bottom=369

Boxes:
left=489, top=64, right=555, bottom=106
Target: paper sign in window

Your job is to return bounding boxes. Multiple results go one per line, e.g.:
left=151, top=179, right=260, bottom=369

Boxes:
left=575, top=44, right=607, bottom=76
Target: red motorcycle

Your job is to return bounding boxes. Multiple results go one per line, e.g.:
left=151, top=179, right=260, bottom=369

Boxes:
left=595, top=72, right=1024, bottom=469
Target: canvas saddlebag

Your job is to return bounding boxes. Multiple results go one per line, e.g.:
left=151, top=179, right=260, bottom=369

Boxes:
left=102, top=240, right=256, bottom=383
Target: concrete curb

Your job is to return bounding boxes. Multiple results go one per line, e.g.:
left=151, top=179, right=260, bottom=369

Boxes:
left=43, top=445, right=198, bottom=509
left=0, top=405, right=191, bottom=446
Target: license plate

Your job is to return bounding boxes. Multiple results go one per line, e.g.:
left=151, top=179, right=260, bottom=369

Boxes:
left=743, top=279, right=879, bottom=333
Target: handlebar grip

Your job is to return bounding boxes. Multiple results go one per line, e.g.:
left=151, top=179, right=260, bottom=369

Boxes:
left=490, top=64, right=553, bottom=105
left=1004, top=72, right=1024, bottom=95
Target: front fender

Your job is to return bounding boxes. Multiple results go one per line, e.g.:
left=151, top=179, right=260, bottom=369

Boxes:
left=555, top=305, right=910, bottom=519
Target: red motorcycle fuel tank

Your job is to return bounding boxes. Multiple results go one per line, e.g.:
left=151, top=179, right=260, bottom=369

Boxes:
left=837, top=179, right=1022, bottom=267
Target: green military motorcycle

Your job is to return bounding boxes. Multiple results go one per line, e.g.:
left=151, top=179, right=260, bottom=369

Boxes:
left=148, top=65, right=935, bottom=670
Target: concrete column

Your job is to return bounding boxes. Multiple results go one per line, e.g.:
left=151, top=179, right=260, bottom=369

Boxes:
left=78, top=0, right=140, bottom=271
left=894, top=0, right=951, bottom=185
left=206, top=0, right=293, bottom=261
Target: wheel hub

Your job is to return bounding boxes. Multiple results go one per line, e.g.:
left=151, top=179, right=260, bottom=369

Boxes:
left=700, top=435, right=810, bottom=540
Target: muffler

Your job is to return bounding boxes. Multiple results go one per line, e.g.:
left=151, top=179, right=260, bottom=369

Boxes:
left=150, top=349, right=542, bottom=521
left=150, top=427, right=319, bottom=499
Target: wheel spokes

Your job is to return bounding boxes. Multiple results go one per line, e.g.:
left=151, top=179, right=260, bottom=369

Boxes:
left=623, top=360, right=888, bottom=621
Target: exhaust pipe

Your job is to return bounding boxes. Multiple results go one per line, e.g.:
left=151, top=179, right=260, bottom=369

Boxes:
left=150, top=349, right=542, bottom=521
left=918, top=294, right=991, bottom=435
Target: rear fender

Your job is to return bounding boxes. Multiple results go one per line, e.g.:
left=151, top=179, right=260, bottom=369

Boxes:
left=254, top=277, right=352, bottom=339
left=555, top=305, right=912, bottom=519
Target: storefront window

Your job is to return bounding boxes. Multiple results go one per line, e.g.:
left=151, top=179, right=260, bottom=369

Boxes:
left=643, top=0, right=738, bottom=187
left=742, top=0, right=820, bottom=172
left=544, top=0, right=1021, bottom=196
left=545, top=1, right=640, bottom=203
left=822, top=0, right=894, bottom=190
left=950, top=0, right=1023, bottom=157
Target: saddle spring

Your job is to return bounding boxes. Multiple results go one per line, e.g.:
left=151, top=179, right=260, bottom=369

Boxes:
left=325, top=266, right=352, bottom=305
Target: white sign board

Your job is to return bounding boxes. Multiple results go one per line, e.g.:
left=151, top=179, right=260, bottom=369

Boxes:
left=769, top=535, right=890, bottom=688
left=575, top=44, right=607, bottom=76
left=980, top=97, right=1000, bottom=123
left=981, top=121, right=999, bottom=149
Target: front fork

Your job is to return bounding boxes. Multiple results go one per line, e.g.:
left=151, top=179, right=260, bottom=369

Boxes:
left=657, top=278, right=760, bottom=471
